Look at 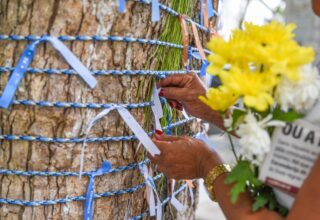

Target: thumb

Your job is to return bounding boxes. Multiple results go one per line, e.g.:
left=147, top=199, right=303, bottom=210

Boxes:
left=160, top=87, right=188, bottom=101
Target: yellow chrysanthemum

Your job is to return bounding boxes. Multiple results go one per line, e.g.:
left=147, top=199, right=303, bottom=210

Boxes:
left=233, top=21, right=296, bottom=46
left=219, top=68, right=278, bottom=111
left=206, top=36, right=263, bottom=74
left=204, top=20, right=316, bottom=112
left=205, top=21, right=314, bottom=80
left=266, top=41, right=315, bottom=81
left=199, top=87, right=238, bottom=112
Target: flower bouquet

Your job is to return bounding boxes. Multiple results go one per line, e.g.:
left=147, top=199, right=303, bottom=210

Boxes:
left=200, top=21, right=320, bottom=215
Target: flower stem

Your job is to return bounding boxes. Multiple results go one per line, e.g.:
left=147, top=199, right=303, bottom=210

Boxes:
left=227, top=132, right=239, bottom=162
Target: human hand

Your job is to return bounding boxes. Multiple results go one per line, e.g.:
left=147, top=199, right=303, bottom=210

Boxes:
left=149, top=132, right=223, bottom=180
left=157, top=73, right=224, bottom=127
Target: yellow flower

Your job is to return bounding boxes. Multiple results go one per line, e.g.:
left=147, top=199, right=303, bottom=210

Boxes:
left=266, top=41, right=315, bottom=81
left=205, top=21, right=314, bottom=80
left=219, top=68, right=278, bottom=111
left=206, top=36, right=261, bottom=74
left=204, top=20, right=316, bottom=112
left=199, top=87, right=238, bottom=112
left=236, top=21, right=297, bottom=46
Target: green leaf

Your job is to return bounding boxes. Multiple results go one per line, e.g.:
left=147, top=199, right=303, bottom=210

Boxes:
left=252, top=195, right=269, bottom=212
left=225, top=161, right=261, bottom=203
left=272, top=106, right=303, bottom=122
left=231, top=108, right=246, bottom=129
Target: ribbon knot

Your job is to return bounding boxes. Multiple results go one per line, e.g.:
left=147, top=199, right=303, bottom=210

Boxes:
left=84, top=161, right=112, bottom=220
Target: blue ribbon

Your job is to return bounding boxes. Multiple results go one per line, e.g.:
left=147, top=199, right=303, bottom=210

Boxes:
left=151, top=0, right=160, bottom=22
left=189, top=50, right=209, bottom=77
left=0, top=40, right=41, bottom=108
left=200, top=0, right=204, bottom=25
left=207, top=0, right=215, bottom=18
left=200, top=0, right=216, bottom=26
left=200, top=60, right=209, bottom=77
left=84, top=161, right=112, bottom=220
left=0, top=36, right=97, bottom=109
left=189, top=50, right=201, bottom=60
left=118, top=0, right=126, bottom=13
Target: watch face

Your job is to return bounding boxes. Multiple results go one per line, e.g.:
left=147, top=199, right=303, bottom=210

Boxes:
left=312, top=0, right=320, bottom=16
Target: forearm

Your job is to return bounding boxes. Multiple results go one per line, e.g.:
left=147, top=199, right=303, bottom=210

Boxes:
left=203, top=109, right=225, bottom=130
left=213, top=174, right=283, bottom=220
left=202, top=155, right=282, bottom=220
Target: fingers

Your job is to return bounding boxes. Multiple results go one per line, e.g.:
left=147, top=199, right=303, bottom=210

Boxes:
left=157, top=75, right=187, bottom=88
left=157, top=73, right=194, bottom=88
left=160, top=87, right=188, bottom=101
left=148, top=136, right=177, bottom=163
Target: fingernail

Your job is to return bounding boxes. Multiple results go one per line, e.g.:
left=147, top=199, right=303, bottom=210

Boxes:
left=155, top=129, right=164, bottom=135
left=168, top=101, right=174, bottom=108
left=159, top=89, right=164, bottom=96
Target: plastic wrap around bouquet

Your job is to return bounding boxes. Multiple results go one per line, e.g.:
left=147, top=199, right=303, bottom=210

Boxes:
left=200, top=21, right=320, bottom=216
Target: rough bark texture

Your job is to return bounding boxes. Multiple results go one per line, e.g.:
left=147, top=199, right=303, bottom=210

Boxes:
left=0, top=0, right=217, bottom=219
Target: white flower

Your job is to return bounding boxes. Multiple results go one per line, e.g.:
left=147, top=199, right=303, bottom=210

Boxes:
left=276, top=64, right=320, bottom=113
left=223, top=116, right=233, bottom=129
left=236, top=113, right=285, bottom=166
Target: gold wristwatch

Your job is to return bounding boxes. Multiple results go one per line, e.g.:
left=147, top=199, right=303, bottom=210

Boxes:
left=204, top=164, right=232, bottom=202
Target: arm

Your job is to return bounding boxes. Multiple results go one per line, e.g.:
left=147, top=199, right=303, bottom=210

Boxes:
left=211, top=173, right=283, bottom=220
left=150, top=133, right=282, bottom=220
left=151, top=133, right=320, bottom=219
left=286, top=157, right=320, bottom=220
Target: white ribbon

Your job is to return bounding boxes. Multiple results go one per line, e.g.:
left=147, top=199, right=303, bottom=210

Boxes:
left=80, top=105, right=160, bottom=177
left=188, top=183, right=194, bottom=204
left=139, top=164, right=162, bottom=220
left=170, top=179, right=187, bottom=212
left=182, top=109, right=190, bottom=119
left=151, top=84, right=163, bottom=130
left=184, top=180, right=195, bottom=205
left=45, top=36, right=97, bottom=89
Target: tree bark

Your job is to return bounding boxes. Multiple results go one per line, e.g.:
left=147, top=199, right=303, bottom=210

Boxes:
left=0, top=0, right=217, bottom=219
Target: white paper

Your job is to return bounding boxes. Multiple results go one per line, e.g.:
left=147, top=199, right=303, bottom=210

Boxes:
left=259, top=119, right=320, bottom=208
